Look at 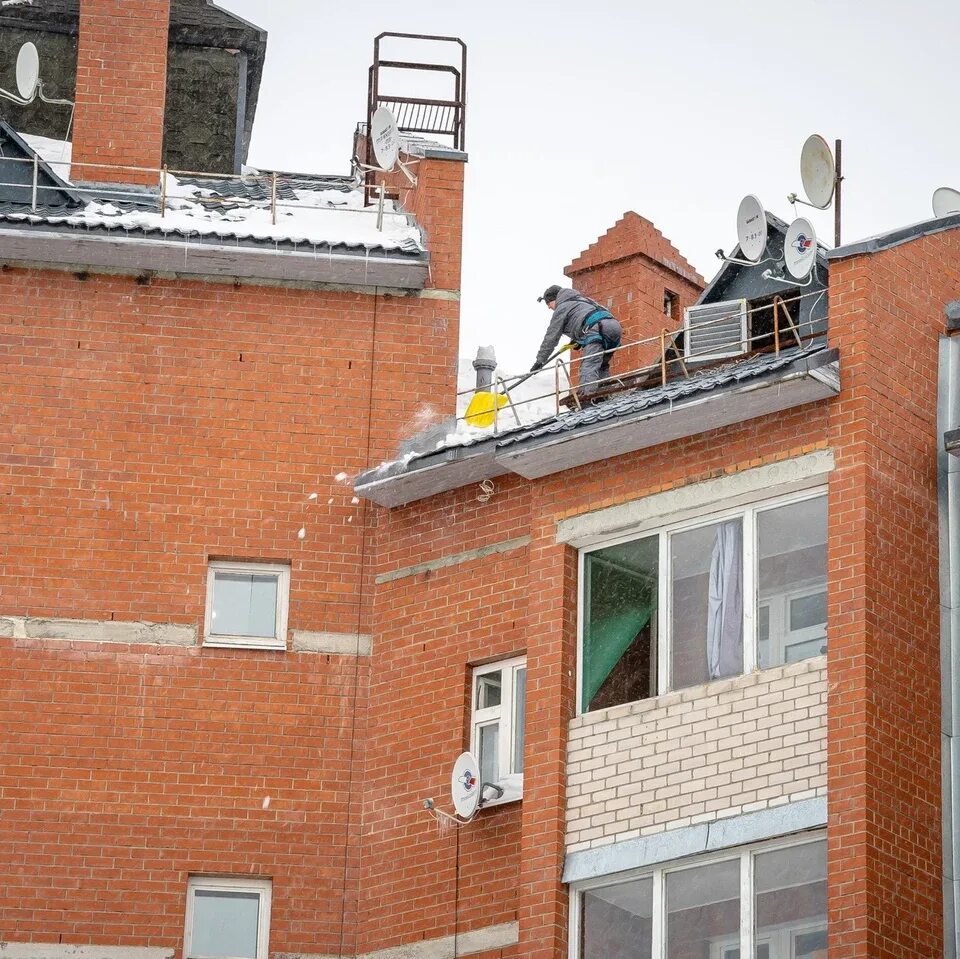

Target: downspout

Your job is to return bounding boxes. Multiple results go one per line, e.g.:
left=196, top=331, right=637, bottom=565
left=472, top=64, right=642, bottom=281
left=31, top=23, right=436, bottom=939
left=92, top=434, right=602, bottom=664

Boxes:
left=939, top=303, right=960, bottom=958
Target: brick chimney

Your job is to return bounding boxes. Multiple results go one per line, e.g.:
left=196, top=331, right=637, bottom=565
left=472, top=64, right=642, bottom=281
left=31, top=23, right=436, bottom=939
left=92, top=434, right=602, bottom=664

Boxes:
left=71, top=0, right=171, bottom=187
left=566, top=211, right=705, bottom=372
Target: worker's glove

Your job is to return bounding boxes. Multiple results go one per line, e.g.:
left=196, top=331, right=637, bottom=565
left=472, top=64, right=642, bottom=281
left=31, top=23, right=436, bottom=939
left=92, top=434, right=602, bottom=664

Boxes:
left=529, top=362, right=544, bottom=373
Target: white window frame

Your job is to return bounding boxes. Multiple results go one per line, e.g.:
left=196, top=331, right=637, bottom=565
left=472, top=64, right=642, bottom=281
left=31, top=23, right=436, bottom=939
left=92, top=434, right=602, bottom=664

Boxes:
left=711, top=919, right=829, bottom=959
left=568, top=833, right=826, bottom=959
left=204, top=560, right=290, bottom=650
left=184, top=875, right=272, bottom=959
left=577, top=487, right=827, bottom=715
left=470, top=656, right=526, bottom=805
left=758, top=581, right=828, bottom=670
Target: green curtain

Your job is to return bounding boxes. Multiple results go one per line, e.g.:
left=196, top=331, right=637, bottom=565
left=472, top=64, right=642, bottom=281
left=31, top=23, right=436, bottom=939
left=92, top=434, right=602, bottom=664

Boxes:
left=583, top=602, right=653, bottom=709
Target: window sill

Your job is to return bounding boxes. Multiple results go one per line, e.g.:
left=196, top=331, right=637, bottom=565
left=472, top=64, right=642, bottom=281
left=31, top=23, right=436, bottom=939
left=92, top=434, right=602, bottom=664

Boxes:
left=202, top=636, right=287, bottom=651
left=481, top=774, right=523, bottom=808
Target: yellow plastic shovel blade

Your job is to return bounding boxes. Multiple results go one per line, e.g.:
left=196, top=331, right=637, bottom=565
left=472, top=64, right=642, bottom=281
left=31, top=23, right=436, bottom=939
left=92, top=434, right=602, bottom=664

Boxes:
left=464, top=390, right=507, bottom=427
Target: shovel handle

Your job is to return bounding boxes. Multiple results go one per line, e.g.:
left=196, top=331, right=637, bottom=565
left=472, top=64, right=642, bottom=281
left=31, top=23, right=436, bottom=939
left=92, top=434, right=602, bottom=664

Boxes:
left=500, top=343, right=573, bottom=391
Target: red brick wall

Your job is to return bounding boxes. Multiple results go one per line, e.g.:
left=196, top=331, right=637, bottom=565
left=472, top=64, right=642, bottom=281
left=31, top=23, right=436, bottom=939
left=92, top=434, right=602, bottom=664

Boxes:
left=824, top=233, right=958, bottom=958
left=362, top=210, right=953, bottom=953
left=0, top=147, right=465, bottom=953
left=72, top=0, right=171, bottom=185
left=0, top=640, right=367, bottom=950
left=358, top=480, right=531, bottom=953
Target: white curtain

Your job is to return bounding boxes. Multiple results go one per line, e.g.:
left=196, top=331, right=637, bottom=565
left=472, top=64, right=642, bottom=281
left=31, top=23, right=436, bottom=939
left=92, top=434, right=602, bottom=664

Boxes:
left=707, top=521, right=743, bottom=679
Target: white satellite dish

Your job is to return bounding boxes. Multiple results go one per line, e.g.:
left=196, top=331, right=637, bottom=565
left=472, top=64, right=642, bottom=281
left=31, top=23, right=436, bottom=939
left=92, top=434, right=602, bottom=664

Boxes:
left=800, top=134, right=835, bottom=210
left=16, top=42, right=39, bottom=100
left=371, top=107, right=400, bottom=172
left=784, top=217, right=818, bottom=279
left=736, top=194, right=767, bottom=263
left=450, top=751, right=481, bottom=818
left=932, top=187, right=960, bottom=218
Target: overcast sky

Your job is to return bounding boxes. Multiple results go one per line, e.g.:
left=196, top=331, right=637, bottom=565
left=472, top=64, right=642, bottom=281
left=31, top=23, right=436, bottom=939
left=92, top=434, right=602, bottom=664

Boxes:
left=224, top=0, right=960, bottom=372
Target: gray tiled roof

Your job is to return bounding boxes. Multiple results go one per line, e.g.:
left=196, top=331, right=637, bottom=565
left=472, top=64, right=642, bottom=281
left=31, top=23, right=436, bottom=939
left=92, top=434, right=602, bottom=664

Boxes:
left=390, top=342, right=830, bottom=476
left=496, top=343, right=826, bottom=449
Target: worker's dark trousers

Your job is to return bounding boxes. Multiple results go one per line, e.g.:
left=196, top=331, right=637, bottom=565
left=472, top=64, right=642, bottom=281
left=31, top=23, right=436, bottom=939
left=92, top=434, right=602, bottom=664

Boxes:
left=578, top=319, right=622, bottom=396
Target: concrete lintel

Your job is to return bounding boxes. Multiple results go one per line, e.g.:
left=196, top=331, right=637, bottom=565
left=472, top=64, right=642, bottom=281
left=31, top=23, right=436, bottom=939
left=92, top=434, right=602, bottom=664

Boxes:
left=0, top=946, right=173, bottom=959
left=0, top=615, right=196, bottom=646
left=291, top=631, right=373, bottom=656
left=375, top=536, right=531, bottom=584
left=273, top=920, right=517, bottom=959
left=563, top=797, right=827, bottom=885
left=415, top=288, right=460, bottom=301
left=556, top=449, right=835, bottom=548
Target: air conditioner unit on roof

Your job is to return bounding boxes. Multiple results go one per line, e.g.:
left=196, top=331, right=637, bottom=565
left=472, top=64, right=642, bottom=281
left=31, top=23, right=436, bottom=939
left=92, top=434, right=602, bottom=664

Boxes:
left=683, top=298, right=748, bottom=361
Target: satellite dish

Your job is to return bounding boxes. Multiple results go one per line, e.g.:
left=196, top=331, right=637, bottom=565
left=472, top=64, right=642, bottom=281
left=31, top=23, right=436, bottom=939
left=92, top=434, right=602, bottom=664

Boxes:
left=451, top=751, right=481, bottom=818
left=16, top=42, right=39, bottom=100
left=736, top=194, right=767, bottom=263
left=371, top=107, right=400, bottom=172
left=932, top=187, right=960, bottom=218
left=784, top=217, right=818, bottom=279
left=800, top=134, right=835, bottom=210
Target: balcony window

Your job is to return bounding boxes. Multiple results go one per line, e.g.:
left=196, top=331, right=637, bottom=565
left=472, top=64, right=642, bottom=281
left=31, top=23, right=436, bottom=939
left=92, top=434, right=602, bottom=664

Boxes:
left=579, top=491, right=827, bottom=713
left=574, top=837, right=826, bottom=959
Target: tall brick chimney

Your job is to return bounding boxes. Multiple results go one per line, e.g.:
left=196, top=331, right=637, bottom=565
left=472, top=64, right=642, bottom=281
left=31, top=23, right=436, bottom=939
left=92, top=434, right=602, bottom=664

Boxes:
left=71, top=0, right=171, bottom=186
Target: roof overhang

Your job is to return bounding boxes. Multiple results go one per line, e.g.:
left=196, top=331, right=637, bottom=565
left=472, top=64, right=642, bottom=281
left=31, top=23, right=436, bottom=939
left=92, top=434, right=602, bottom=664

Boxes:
left=356, top=348, right=841, bottom=508
left=0, top=225, right=428, bottom=288
left=946, top=429, right=960, bottom=457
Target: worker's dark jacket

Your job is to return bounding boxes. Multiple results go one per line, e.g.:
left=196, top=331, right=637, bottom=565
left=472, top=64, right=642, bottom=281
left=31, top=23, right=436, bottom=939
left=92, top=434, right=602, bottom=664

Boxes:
left=534, top=288, right=613, bottom=366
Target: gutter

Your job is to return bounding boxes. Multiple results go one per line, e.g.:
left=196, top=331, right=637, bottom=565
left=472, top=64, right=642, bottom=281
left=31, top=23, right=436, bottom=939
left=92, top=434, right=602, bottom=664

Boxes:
left=0, top=226, right=428, bottom=289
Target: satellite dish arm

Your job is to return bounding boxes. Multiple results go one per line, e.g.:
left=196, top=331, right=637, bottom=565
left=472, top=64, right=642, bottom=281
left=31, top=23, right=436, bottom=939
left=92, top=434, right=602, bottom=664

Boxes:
left=761, top=266, right=816, bottom=290
left=787, top=192, right=824, bottom=212
left=0, top=85, right=34, bottom=107
left=717, top=249, right=778, bottom=268
left=37, top=80, right=74, bottom=108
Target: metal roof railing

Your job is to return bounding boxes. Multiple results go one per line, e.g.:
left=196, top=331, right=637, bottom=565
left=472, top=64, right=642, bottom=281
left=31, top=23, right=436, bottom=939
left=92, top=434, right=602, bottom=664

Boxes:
left=457, top=290, right=828, bottom=434
left=0, top=153, right=417, bottom=233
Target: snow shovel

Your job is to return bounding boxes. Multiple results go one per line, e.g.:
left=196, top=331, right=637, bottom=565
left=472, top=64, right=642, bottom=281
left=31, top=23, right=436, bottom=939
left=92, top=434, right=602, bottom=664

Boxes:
left=464, top=344, right=573, bottom=428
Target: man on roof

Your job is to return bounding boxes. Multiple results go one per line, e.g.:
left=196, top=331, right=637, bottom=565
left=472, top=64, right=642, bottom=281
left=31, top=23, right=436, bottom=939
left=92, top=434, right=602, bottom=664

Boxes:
left=530, top=284, right=623, bottom=398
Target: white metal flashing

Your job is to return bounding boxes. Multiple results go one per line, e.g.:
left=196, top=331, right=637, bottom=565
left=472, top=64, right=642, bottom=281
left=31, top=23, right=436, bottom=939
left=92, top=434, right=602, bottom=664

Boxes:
left=292, top=630, right=373, bottom=655
left=562, top=796, right=827, bottom=885
left=0, top=615, right=196, bottom=646
left=556, top=449, right=835, bottom=548
left=0, top=226, right=428, bottom=289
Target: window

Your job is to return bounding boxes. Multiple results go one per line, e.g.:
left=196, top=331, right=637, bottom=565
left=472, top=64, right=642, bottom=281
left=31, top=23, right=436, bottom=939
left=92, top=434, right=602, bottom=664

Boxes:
left=579, top=491, right=827, bottom=713
left=204, top=561, right=290, bottom=650
left=663, top=289, right=679, bottom=321
left=184, top=877, right=272, bottom=959
left=471, top=656, right=526, bottom=803
left=574, top=837, right=826, bottom=959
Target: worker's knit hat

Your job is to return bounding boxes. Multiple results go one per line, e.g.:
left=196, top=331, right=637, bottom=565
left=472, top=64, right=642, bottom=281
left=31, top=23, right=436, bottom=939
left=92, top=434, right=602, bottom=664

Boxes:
left=538, top=284, right=562, bottom=303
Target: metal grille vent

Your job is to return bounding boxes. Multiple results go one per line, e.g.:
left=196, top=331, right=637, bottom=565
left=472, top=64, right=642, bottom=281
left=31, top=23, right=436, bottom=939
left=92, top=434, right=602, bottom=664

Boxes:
left=683, top=299, right=748, bottom=361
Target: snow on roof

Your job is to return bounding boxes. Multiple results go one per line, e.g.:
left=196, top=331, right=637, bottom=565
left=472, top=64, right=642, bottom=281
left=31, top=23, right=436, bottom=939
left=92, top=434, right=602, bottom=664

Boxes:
left=7, top=134, right=424, bottom=254
left=19, top=133, right=72, bottom=167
